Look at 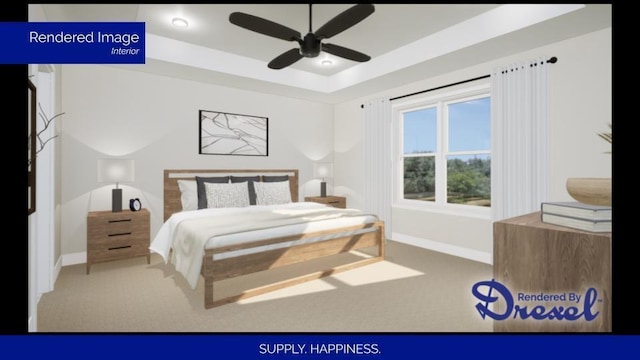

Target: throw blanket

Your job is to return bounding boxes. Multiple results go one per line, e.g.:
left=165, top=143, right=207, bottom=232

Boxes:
left=150, top=202, right=372, bottom=289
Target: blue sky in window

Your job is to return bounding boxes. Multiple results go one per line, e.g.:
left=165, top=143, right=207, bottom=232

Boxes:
left=404, top=107, right=436, bottom=153
left=403, top=97, right=490, bottom=154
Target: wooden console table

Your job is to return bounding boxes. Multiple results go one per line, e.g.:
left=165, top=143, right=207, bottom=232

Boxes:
left=493, top=211, right=611, bottom=332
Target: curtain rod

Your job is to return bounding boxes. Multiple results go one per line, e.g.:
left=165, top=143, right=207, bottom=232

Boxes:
left=360, top=56, right=557, bottom=108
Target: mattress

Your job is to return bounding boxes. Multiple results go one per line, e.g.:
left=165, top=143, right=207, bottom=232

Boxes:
left=207, top=213, right=378, bottom=260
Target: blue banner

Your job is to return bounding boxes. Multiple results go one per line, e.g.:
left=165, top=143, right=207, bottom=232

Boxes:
left=0, top=22, right=145, bottom=64
left=1, top=334, right=638, bottom=359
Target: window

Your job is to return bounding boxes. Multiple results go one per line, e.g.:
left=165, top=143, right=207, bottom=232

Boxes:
left=394, top=85, right=491, bottom=213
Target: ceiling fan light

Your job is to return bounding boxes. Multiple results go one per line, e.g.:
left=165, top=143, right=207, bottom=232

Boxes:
left=172, top=17, right=189, bottom=28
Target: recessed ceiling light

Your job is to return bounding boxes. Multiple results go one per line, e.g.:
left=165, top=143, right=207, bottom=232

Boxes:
left=321, top=59, right=333, bottom=66
left=172, top=17, right=189, bottom=28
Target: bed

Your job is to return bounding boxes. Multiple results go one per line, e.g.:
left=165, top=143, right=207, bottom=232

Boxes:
left=151, top=169, right=385, bottom=309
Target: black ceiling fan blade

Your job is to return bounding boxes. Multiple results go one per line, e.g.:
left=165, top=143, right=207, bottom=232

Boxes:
left=268, top=48, right=304, bottom=69
left=229, top=12, right=302, bottom=42
left=314, top=4, right=375, bottom=40
left=322, top=43, right=371, bottom=62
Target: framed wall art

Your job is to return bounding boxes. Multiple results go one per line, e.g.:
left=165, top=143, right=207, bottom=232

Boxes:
left=199, top=110, right=268, bottom=156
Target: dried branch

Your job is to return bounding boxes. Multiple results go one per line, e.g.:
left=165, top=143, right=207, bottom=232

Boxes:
left=27, top=103, right=65, bottom=167
left=36, top=102, right=65, bottom=156
left=598, top=123, right=611, bottom=154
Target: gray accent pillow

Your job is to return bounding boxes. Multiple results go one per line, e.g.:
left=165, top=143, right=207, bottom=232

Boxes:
left=262, top=175, right=289, bottom=182
left=230, top=176, right=260, bottom=205
left=195, top=176, right=230, bottom=209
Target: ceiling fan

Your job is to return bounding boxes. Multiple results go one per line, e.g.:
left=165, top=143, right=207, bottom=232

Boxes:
left=229, top=4, right=375, bottom=70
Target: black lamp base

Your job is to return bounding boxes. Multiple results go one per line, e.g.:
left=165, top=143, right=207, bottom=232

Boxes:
left=112, top=188, right=122, bottom=212
left=320, top=181, right=327, bottom=198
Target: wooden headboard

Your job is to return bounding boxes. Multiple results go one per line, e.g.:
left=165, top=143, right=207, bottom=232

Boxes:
left=163, top=169, right=299, bottom=222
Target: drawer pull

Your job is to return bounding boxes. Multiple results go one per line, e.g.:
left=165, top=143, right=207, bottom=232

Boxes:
left=108, top=232, right=132, bottom=237
left=329, top=201, right=339, bottom=204
left=108, top=219, right=132, bottom=223
left=108, top=245, right=132, bottom=251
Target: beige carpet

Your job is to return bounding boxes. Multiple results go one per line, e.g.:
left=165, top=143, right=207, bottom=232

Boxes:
left=37, top=240, right=493, bottom=332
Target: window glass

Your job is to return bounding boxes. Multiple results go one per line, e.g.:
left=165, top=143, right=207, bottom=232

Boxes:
left=448, top=98, right=491, bottom=152
left=397, top=90, right=491, bottom=209
left=403, top=108, right=436, bottom=155
left=447, top=154, right=491, bottom=206
left=404, top=156, right=436, bottom=202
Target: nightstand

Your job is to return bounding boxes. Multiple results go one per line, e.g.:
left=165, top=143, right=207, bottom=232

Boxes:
left=304, top=196, right=346, bottom=209
left=86, top=208, right=150, bottom=274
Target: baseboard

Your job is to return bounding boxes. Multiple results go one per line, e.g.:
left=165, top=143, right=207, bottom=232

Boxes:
left=391, top=232, right=493, bottom=265
left=28, top=316, right=35, bottom=333
left=53, top=255, right=62, bottom=288
left=62, top=251, right=86, bottom=266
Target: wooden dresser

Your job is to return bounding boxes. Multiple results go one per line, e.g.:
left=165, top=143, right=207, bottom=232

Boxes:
left=304, top=195, right=346, bottom=209
left=86, top=209, right=150, bottom=274
left=493, top=211, right=611, bottom=332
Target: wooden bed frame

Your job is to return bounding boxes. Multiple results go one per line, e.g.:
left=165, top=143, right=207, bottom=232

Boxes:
left=164, top=169, right=385, bottom=309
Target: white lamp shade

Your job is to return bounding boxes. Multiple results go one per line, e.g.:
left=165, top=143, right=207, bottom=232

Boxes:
left=313, top=163, right=333, bottom=179
left=97, top=159, right=135, bottom=184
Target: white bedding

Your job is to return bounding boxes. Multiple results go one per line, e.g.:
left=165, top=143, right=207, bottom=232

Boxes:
left=150, top=202, right=378, bottom=289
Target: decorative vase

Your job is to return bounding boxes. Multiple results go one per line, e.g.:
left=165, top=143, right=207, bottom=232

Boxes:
left=565, top=177, right=612, bottom=206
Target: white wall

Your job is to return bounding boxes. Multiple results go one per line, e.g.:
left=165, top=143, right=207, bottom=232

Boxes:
left=60, top=65, right=334, bottom=257
left=333, top=28, right=612, bottom=263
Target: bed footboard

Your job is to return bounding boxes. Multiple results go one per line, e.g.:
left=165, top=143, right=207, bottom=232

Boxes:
left=201, top=221, right=385, bottom=309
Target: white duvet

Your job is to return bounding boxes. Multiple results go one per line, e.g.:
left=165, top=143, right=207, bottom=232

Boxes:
left=149, top=202, right=377, bottom=289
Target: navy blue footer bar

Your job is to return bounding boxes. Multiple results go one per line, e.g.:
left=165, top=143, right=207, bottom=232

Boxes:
left=1, top=334, right=638, bottom=359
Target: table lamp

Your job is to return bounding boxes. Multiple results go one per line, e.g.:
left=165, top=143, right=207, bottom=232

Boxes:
left=97, top=159, right=135, bottom=212
left=313, top=162, right=333, bottom=197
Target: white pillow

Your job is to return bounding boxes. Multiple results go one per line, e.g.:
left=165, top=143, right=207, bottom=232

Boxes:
left=254, top=180, right=292, bottom=205
left=177, top=180, right=198, bottom=211
left=204, top=181, right=251, bottom=208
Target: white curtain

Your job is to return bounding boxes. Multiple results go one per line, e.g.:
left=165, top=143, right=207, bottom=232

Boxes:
left=363, top=98, right=392, bottom=238
left=491, top=58, right=550, bottom=221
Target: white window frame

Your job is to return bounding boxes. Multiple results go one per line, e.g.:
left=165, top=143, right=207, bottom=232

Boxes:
left=392, top=83, right=491, bottom=218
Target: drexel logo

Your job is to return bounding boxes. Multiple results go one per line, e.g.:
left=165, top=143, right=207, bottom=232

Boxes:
left=472, top=279, right=600, bottom=321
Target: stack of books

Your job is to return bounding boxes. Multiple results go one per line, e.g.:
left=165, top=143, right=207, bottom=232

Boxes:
left=540, top=201, right=612, bottom=233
